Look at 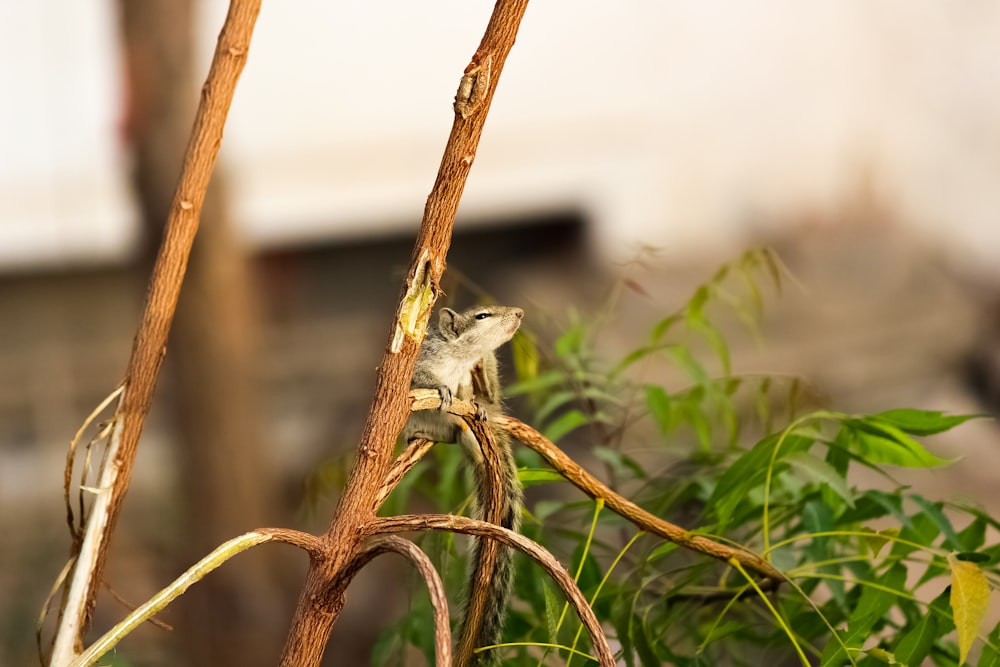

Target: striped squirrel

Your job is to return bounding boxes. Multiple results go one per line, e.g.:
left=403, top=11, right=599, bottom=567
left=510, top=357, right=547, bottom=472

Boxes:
left=402, top=305, right=524, bottom=666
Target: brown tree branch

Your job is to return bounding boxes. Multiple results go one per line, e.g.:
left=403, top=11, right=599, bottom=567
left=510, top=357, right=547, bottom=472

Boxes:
left=377, top=437, right=436, bottom=507
left=501, top=416, right=786, bottom=586
left=407, top=389, right=786, bottom=586
left=50, top=3, right=262, bottom=663
left=366, top=514, right=616, bottom=667
left=277, top=3, right=531, bottom=664
left=330, top=537, right=452, bottom=667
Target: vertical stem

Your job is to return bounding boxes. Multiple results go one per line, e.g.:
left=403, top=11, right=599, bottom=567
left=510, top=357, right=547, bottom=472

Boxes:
left=277, top=2, right=531, bottom=665
left=49, top=2, right=262, bottom=664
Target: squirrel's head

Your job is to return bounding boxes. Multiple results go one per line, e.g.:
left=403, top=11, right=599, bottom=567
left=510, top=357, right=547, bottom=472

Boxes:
left=438, top=305, right=524, bottom=352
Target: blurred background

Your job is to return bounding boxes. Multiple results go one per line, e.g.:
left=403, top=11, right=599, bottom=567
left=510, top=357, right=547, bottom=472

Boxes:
left=3, top=1, right=1000, bottom=665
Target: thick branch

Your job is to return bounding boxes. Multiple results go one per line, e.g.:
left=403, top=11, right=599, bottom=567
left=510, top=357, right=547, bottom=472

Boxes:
left=366, top=514, right=615, bottom=667
left=278, top=3, right=531, bottom=664
left=50, top=5, right=261, bottom=662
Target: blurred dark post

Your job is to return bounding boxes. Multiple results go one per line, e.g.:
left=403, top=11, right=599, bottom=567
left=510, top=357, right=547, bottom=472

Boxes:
left=117, top=1, right=286, bottom=664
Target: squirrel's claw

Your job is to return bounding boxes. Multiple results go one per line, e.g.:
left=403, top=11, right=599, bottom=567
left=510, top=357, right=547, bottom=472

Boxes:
left=473, top=402, right=489, bottom=422
left=436, top=385, right=453, bottom=411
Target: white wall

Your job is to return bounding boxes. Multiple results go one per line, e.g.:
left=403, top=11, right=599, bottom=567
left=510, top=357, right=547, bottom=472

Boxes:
left=2, top=1, right=1000, bottom=271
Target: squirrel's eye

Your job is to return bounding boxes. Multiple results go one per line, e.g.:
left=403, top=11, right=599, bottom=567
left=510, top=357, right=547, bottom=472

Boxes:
left=475, top=312, right=491, bottom=320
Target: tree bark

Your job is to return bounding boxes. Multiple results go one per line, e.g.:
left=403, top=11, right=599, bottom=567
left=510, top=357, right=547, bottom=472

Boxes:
left=277, top=2, right=531, bottom=664
left=118, top=2, right=284, bottom=664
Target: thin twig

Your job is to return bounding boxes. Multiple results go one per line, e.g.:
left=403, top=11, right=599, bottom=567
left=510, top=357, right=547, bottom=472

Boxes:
left=63, top=385, right=122, bottom=546
left=366, top=514, right=616, bottom=667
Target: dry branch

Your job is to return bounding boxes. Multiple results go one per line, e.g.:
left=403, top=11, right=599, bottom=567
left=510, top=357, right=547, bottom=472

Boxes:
left=366, top=515, right=616, bottom=667
left=378, top=437, right=436, bottom=506
left=49, top=3, right=262, bottom=664
left=67, top=529, right=316, bottom=667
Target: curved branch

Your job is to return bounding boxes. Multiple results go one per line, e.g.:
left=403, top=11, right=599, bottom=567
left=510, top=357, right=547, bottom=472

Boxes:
left=68, top=530, right=289, bottom=667
left=366, top=514, right=616, bottom=667
left=378, top=437, right=436, bottom=507
left=407, top=389, right=785, bottom=585
left=255, top=528, right=325, bottom=557
left=500, top=416, right=784, bottom=584
left=331, top=536, right=451, bottom=667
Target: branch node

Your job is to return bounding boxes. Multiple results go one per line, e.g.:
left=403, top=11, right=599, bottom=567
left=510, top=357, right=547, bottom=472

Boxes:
left=454, top=54, right=493, bottom=119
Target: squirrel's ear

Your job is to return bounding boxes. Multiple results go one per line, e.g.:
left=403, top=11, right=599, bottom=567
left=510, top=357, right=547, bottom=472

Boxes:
left=438, top=308, right=460, bottom=339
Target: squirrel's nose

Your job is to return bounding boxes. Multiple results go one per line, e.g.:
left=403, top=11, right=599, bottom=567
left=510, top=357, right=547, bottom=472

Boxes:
left=513, top=308, right=524, bottom=319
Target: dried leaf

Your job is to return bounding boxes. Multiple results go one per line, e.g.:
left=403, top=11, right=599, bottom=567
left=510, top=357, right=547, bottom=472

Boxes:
left=949, top=553, right=992, bottom=664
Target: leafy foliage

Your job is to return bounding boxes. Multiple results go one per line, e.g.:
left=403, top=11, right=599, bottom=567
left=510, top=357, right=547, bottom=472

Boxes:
left=368, top=249, right=997, bottom=666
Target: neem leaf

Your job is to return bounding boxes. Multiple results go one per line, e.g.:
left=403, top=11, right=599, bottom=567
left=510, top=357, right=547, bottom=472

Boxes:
left=785, top=451, right=855, bottom=508
left=518, top=469, right=567, bottom=486
left=844, top=418, right=955, bottom=468
left=949, top=554, right=992, bottom=664
left=858, top=527, right=900, bottom=558
left=873, top=409, right=979, bottom=436
left=957, top=552, right=992, bottom=564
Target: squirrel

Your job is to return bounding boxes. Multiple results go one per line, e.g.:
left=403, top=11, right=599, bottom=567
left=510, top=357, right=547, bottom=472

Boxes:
left=402, top=305, right=525, bottom=667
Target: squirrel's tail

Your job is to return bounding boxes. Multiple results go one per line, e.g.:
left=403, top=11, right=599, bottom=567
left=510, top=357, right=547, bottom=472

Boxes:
left=455, top=429, right=523, bottom=667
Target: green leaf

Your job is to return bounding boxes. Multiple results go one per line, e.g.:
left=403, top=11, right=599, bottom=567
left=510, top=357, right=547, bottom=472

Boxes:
left=518, top=469, right=567, bottom=486
left=911, top=496, right=961, bottom=550
left=820, top=563, right=907, bottom=667
left=593, top=446, right=647, bottom=480
left=505, top=369, right=566, bottom=397
left=542, top=580, right=562, bottom=641
left=892, top=603, right=939, bottom=665
left=555, top=322, right=586, bottom=358
left=535, top=389, right=580, bottom=425
left=644, top=385, right=672, bottom=434
left=785, top=451, right=855, bottom=509
left=958, top=517, right=988, bottom=553
left=707, top=432, right=813, bottom=527
left=650, top=313, right=681, bottom=342
left=858, top=527, right=899, bottom=558
left=957, top=552, right=992, bottom=564
left=686, top=307, right=732, bottom=375
left=533, top=500, right=565, bottom=522
left=666, top=345, right=710, bottom=386
left=648, top=542, right=679, bottom=561
left=872, top=409, right=979, bottom=436
left=976, top=622, right=1000, bottom=667
left=950, top=554, right=992, bottom=664
left=511, top=328, right=539, bottom=384
left=543, top=409, right=589, bottom=442
left=843, top=418, right=955, bottom=468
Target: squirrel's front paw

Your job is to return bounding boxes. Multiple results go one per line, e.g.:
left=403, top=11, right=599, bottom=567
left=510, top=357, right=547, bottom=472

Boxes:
left=472, top=402, right=489, bottom=422
left=436, top=385, right=453, bottom=411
